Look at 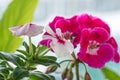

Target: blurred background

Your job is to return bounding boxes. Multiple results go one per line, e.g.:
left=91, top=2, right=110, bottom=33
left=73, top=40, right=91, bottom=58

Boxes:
left=0, top=0, right=120, bottom=80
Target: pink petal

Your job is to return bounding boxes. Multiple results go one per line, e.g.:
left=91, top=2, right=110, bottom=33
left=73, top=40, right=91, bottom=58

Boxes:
left=97, top=43, right=114, bottom=62
left=55, top=19, right=70, bottom=33
left=80, top=29, right=89, bottom=48
left=9, top=24, right=44, bottom=37
left=26, top=24, right=44, bottom=37
left=67, top=15, right=79, bottom=32
left=89, top=27, right=109, bottom=43
left=78, top=43, right=114, bottom=68
left=49, top=16, right=64, bottom=32
left=92, top=17, right=110, bottom=34
left=77, top=14, right=92, bottom=29
left=9, top=24, right=28, bottom=36
left=78, top=52, right=105, bottom=68
left=77, top=14, right=110, bottom=34
left=39, top=39, right=52, bottom=48
left=113, top=51, right=120, bottom=63
left=107, top=37, right=118, bottom=50
left=107, top=37, right=120, bottom=63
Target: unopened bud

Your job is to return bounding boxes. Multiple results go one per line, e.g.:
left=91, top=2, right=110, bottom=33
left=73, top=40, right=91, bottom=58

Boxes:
left=85, top=72, right=91, bottom=80
left=61, top=67, right=68, bottom=80
left=46, top=65, right=57, bottom=74
left=66, top=69, right=73, bottom=80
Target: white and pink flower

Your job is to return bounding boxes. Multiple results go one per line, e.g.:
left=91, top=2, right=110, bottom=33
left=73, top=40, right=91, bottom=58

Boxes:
left=9, top=24, right=44, bottom=37
left=40, top=26, right=74, bottom=57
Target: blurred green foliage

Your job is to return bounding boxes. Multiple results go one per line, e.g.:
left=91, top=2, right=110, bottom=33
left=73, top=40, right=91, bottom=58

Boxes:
left=102, top=67, right=120, bottom=80
left=0, top=0, right=38, bottom=52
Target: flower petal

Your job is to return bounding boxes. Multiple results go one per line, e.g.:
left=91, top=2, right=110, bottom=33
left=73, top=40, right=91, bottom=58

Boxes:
left=89, top=27, right=109, bottom=43
left=78, top=43, right=114, bottom=68
left=49, top=16, right=64, bottom=32
left=26, top=24, right=44, bottom=37
left=45, top=26, right=55, bottom=37
left=9, top=24, right=44, bottom=37
left=39, top=39, right=52, bottom=48
left=50, top=38, right=74, bottom=57
left=80, top=28, right=89, bottom=48
left=9, top=24, right=28, bottom=36
left=97, top=43, right=114, bottom=62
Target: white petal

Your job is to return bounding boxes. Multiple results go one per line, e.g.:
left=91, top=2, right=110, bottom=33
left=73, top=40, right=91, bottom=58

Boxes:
left=45, top=26, right=55, bottom=37
left=56, top=28, right=62, bottom=37
left=50, top=38, right=74, bottom=57
left=42, top=35, right=54, bottom=40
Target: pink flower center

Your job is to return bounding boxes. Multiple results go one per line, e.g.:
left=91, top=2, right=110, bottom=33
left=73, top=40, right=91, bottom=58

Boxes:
left=87, top=41, right=99, bottom=55
left=63, top=32, right=71, bottom=40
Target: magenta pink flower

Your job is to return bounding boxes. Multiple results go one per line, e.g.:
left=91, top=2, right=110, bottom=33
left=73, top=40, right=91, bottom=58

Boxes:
left=77, top=28, right=114, bottom=68
left=77, top=14, right=110, bottom=34
left=9, top=24, right=44, bottom=37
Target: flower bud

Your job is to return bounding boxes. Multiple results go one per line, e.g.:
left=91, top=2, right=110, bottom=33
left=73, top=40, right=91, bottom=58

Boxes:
left=66, top=69, right=73, bottom=80
left=61, top=67, right=68, bottom=80
left=45, top=65, right=58, bottom=74
left=85, top=72, right=91, bottom=80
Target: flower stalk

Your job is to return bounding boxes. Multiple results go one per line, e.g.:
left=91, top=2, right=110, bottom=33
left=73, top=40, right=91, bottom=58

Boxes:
left=72, top=52, right=80, bottom=80
left=28, top=37, right=33, bottom=56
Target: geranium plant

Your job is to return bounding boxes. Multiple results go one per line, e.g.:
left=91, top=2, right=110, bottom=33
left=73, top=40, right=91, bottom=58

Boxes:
left=0, top=13, right=119, bottom=80
left=39, top=14, right=120, bottom=80
left=0, top=1, right=120, bottom=79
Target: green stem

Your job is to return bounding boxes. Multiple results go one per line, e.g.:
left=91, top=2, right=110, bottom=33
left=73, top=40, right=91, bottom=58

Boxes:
left=28, top=37, right=33, bottom=56
left=75, top=61, right=80, bottom=80
left=39, top=48, right=51, bottom=57
left=59, top=59, right=73, bottom=64
left=71, top=52, right=80, bottom=80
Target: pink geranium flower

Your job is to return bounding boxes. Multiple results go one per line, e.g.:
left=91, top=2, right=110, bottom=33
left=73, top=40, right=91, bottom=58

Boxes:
left=77, top=27, right=114, bottom=68
left=77, top=14, right=120, bottom=68
left=48, top=16, right=81, bottom=48
left=9, top=24, right=44, bottom=37
left=77, top=14, right=110, bottom=34
left=40, top=26, right=74, bottom=57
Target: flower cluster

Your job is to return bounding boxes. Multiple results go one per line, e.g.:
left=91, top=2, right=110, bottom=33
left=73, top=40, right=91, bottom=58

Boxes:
left=40, top=14, right=120, bottom=68
left=8, top=13, right=120, bottom=80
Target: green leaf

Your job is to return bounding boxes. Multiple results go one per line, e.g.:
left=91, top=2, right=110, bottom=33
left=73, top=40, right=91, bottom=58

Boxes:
left=32, top=43, right=36, bottom=54
left=0, top=0, right=38, bottom=52
left=30, top=71, right=53, bottom=80
left=40, top=56, right=57, bottom=61
left=13, top=67, right=29, bottom=80
left=102, top=67, right=120, bottom=80
left=23, top=42, right=29, bottom=53
left=33, top=56, right=60, bottom=67
left=0, top=60, right=10, bottom=80
left=0, top=52, right=25, bottom=66
left=17, top=49, right=29, bottom=57
left=36, top=46, right=50, bottom=56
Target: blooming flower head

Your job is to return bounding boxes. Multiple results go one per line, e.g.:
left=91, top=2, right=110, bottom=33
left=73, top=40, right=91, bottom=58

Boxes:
left=40, top=26, right=74, bottom=57
left=77, top=14, right=120, bottom=68
left=9, top=24, right=44, bottom=37
left=48, top=16, right=81, bottom=48
left=40, top=14, right=120, bottom=68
